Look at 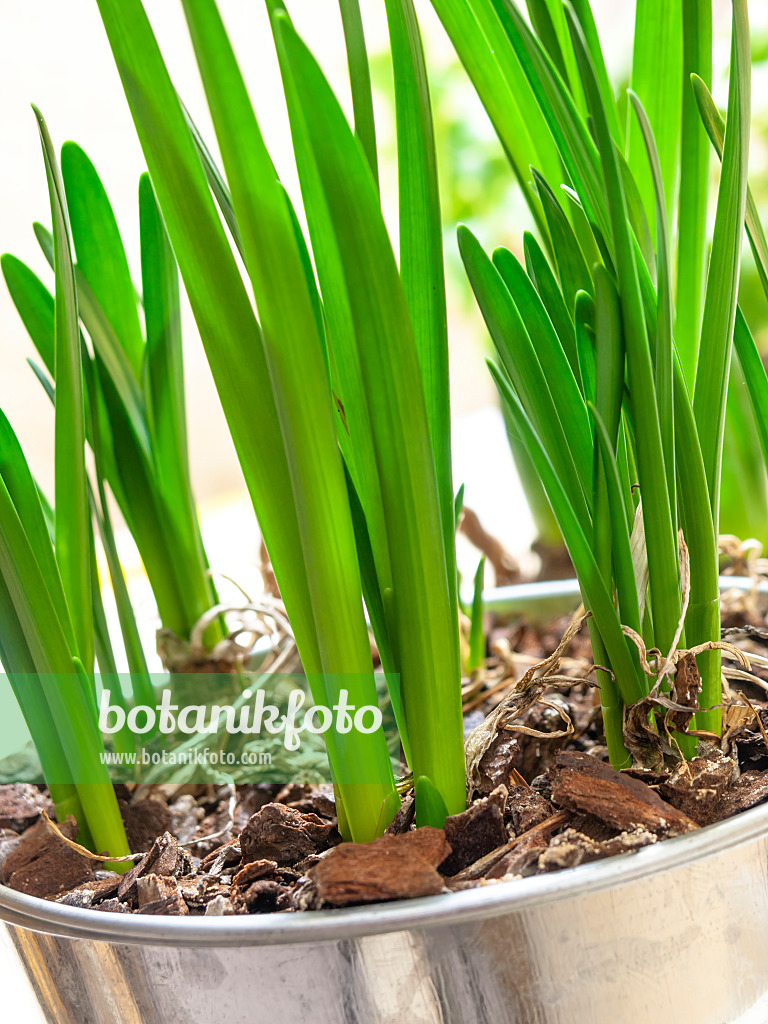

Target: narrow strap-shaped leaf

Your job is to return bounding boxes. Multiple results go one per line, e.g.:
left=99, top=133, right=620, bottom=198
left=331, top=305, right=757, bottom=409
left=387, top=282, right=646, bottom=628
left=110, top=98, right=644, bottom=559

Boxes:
left=60, top=142, right=144, bottom=378
left=338, top=0, right=378, bottom=187
left=467, top=556, right=486, bottom=672
left=503, top=408, right=561, bottom=547
left=532, top=167, right=593, bottom=313
left=627, top=0, right=682, bottom=236
left=87, top=358, right=154, bottom=707
left=0, top=571, right=87, bottom=833
left=692, top=73, right=768, bottom=308
left=460, top=227, right=592, bottom=534
left=523, top=230, right=581, bottom=381
left=490, top=0, right=610, bottom=243
left=1, top=255, right=55, bottom=372
left=385, top=0, right=455, bottom=613
left=693, top=0, right=750, bottom=530
left=618, top=148, right=655, bottom=286
left=629, top=91, right=675, bottom=533
left=344, top=462, right=410, bottom=765
left=569, top=0, right=623, bottom=146
left=0, top=409, right=75, bottom=654
left=267, top=2, right=396, bottom=678
left=590, top=404, right=641, bottom=633
left=525, top=0, right=570, bottom=88
left=592, top=264, right=624, bottom=451
left=34, top=107, right=93, bottom=675
left=34, top=223, right=152, bottom=459
left=428, top=0, right=560, bottom=240
left=673, top=352, right=720, bottom=734
left=183, top=104, right=244, bottom=258
left=676, top=0, right=713, bottom=386
left=574, top=290, right=596, bottom=407
left=274, top=11, right=466, bottom=824
left=490, top=362, right=645, bottom=714
left=139, top=172, right=217, bottom=639
left=566, top=7, right=680, bottom=656
left=184, top=0, right=396, bottom=837
left=494, top=243, right=592, bottom=470
left=0, top=469, right=128, bottom=854
left=733, top=311, right=768, bottom=476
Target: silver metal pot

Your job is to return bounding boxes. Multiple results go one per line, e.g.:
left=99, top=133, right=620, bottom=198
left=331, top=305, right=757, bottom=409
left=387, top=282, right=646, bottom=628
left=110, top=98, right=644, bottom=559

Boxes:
left=2, top=579, right=767, bottom=1024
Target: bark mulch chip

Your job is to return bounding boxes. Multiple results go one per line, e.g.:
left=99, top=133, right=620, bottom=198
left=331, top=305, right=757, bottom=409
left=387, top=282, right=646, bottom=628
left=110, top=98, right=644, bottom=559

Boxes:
left=710, top=770, right=768, bottom=822
left=117, top=831, right=190, bottom=904
left=440, top=785, right=508, bottom=876
left=507, top=785, right=555, bottom=835
left=0, top=815, right=94, bottom=899
left=549, top=751, right=699, bottom=836
left=0, top=784, right=52, bottom=832
left=136, top=875, right=189, bottom=916
left=297, top=827, right=451, bottom=908
left=240, top=802, right=340, bottom=866
left=659, top=751, right=738, bottom=826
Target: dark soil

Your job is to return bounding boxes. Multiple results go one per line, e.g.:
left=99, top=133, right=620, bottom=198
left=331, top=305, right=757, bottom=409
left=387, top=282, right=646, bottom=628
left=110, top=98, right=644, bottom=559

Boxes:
left=3, top=613, right=768, bottom=916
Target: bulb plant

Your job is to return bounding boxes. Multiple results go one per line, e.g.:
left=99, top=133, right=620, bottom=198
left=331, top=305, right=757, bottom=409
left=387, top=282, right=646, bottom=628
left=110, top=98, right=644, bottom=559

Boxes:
left=2, top=146, right=221, bottom=657
left=444, top=0, right=763, bottom=766
left=84, top=0, right=469, bottom=842
left=431, top=0, right=768, bottom=567
left=0, top=109, right=132, bottom=862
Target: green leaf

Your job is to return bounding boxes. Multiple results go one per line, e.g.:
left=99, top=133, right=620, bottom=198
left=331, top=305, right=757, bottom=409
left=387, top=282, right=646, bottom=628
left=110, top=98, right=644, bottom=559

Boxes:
left=523, top=229, right=581, bottom=382
left=490, top=0, right=610, bottom=243
left=627, top=0, right=682, bottom=236
left=676, top=1, right=713, bottom=386
left=693, top=0, right=750, bottom=530
left=273, top=10, right=465, bottom=824
left=428, top=0, right=561, bottom=240
left=338, top=0, right=378, bottom=186
left=385, top=0, right=456, bottom=612
left=60, top=142, right=144, bottom=378
left=493, top=243, right=592, bottom=478
left=490, top=363, right=644, bottom=710
left=532, top=167, right=593, bottom=314
left=139, top=173, right=218, bottom=641
left=467, top=555, right=486, bottom=672
left=0, top=409, right=75, bottom=654
left=459, top=226, right=591, bottom=535
left=0, top=255, right=55, bottom=373
left=34, top=107, right=93, bottom=675
left=93, top=0, right=322, bottom=680
left=574, top=290, right=596, bottom=407
left=181, top=0, right=397, bottom=837
left=589, top=404, right=641, bottom=633
left=629, top=91, right=676, bottom=531
left=566, top=7, right=681, bottom=656
left=569, top=0, right=623, bottom=146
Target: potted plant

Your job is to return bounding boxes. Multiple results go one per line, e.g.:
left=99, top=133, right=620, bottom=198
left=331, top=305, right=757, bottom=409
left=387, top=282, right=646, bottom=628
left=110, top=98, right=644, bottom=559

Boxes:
left=3, top=2, right=768, bottom=1023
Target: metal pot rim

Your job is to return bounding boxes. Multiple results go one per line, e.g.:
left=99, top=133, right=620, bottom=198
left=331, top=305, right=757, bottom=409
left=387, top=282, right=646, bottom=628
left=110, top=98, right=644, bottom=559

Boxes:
left=2, top=577, right=766, bottom=948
